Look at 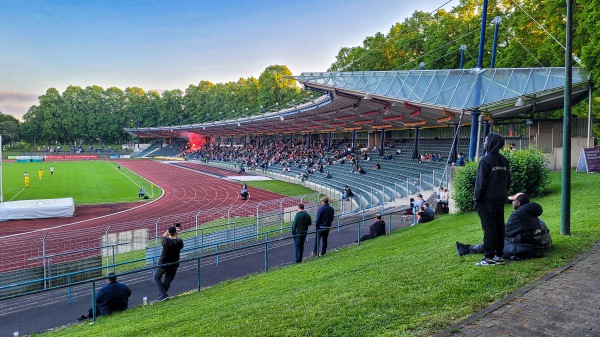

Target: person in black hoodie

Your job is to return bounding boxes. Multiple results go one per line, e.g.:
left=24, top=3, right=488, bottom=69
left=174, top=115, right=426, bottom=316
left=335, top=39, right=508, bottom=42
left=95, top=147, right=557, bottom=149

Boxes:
left=153, top=225, right=184, bottom=301
left=456, top=192, right=552, bottom=259
left=473, top=132, right=511, bottom=266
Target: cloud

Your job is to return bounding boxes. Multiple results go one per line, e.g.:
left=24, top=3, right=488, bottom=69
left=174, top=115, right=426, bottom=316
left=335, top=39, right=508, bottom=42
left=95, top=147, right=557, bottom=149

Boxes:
left=0, top=91, right=40, bottom=120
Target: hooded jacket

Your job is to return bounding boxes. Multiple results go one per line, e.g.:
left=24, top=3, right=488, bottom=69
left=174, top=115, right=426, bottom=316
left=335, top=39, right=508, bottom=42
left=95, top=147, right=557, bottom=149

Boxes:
left=505, top=201, right=543, bottom=242
left=474, top=132, right=510, bottom=202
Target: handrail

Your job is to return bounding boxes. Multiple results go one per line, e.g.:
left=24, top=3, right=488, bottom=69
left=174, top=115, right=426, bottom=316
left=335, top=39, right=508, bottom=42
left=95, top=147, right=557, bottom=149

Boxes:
left=0, top=206, right=411, bottom=307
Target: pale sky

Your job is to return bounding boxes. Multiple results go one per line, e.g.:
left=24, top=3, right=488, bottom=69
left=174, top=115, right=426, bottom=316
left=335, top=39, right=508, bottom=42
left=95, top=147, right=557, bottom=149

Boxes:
left=0, top=0, right=457, bottom=120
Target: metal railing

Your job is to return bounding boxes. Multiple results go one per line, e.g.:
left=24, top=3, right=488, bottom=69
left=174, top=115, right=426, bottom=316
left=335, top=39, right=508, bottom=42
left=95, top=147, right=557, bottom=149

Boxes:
left=0, top=206, right=411, bottom=324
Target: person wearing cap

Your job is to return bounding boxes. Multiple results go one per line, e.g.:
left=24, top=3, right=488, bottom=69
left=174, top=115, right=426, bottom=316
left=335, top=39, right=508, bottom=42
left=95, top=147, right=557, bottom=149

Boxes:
left=291, top=203, right=312, bottom=263
left=473, top=132, right=511, bottom=266
left=78, top=273, right=131, bottom=321
left=153, top=225, right=184, bottom=301
left=456, top=192, right=551, bottom=260
left=356, top=214, right=386, bottom=242
left=313, top=197, right=335, bottom=256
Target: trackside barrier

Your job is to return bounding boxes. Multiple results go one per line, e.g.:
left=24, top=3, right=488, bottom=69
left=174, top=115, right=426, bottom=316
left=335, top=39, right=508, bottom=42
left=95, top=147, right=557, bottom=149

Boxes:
left=0, top=207, right=411, bottom=307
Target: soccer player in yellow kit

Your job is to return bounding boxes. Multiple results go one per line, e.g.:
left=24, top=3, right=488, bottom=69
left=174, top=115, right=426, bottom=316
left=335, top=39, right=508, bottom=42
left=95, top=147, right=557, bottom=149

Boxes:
left=24, top=172, right=30, bottom=188
left=38, top=169, right=43, bottom=180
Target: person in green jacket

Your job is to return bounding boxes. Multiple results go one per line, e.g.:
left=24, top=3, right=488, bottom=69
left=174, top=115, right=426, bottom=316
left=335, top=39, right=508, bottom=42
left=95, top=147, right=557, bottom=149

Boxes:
left=291, top=203, right=312, bottom=263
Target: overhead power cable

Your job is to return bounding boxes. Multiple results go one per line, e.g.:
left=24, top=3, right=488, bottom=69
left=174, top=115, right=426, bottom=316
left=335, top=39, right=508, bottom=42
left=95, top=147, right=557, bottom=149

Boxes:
left=394, top=28, right=479, bottom=70
left=500, top=22, right=544, bottom=67
left=508, top=0, right=581, bottom=64
left=340, top=0, right=457, bottom=71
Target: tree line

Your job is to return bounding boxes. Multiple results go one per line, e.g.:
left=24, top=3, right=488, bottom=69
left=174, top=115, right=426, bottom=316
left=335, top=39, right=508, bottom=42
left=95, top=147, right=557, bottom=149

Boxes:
left=16, top=65, right=307, bottom=146
left=6, top=0, right=599, bottom=146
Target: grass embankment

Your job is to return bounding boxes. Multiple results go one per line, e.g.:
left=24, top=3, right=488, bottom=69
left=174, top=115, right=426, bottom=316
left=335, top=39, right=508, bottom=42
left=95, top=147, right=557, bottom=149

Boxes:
left=244, top=180, right=314, bottom=196
left=2, top=161, right=159, bottom=204
left=39, top=171, right=600, bottom=337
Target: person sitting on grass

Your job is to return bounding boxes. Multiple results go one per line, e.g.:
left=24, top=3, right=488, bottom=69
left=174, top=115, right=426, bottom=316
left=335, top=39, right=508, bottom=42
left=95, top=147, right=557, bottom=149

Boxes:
left=78, top=273, right=131, bottom=321
left=456, top=192, right=552, bottom=262
left=356, top=214, right=386, bottom=243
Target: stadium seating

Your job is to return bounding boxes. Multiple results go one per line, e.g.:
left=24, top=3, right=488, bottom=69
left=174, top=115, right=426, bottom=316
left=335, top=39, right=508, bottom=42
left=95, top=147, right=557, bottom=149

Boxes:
left=137, top=141, right=164, bottom=157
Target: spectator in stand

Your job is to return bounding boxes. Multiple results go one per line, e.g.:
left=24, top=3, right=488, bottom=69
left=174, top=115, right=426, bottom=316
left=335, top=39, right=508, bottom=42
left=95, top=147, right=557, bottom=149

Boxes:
left=358, top=166, right=366, bottom=174
left=405, top=198, right=415, bottom=215
left=325, top=171, right=332, bottom=178
left=436, top=187, right=449, bottom=213
left=313, top=197, right=335, bottom=256
left=342, top=186, right=354, bottom=201
left=414, top=194, right=425, bottom=208
left=356, top=214, right=386, bottom=242
left=291, top=203, right=312, bottom=263
left=423, top=202, right=435, bottom=221
left=374, top=163, right=381, bottom=170
left=78, top=273, right=131, bottom=321
left=452, top=152, right=465, bottom=166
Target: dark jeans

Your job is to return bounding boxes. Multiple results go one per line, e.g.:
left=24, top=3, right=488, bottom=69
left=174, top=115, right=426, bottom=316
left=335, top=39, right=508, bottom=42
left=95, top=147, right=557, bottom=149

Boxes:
left=153, top=267, right=178, bottom=300
left=293, top=234, right=307, bottom=263
left=476, top=200, right=505, bottom=259
left=313, top=228, right=330, bottom=256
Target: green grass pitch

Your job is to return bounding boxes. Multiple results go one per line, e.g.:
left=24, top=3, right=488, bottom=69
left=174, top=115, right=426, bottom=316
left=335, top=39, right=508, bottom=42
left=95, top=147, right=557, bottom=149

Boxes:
left=1, top=161, right=159, bottom=205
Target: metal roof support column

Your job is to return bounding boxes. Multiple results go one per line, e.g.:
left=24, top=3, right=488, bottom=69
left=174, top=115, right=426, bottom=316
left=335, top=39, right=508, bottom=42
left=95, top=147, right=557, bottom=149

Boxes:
left=412, top=128, right=420, bottom=160
left=477, top=0, right=489, bottom=68
left=379, top=129, right=385, bottom=157
left=482, top=120, right=490, bottom=156
left=307, top=133, right=311, bottom=149
left=475, top=114, right=484, bottom=161
left=328, top=132, right=333, bottom=150
left=561, top=0, right=573, bottom=235
left=491, top=17, right=502, bottom=68
left=351, top=131, right=356, bottom=151
left=448, top=123, right=459, bottom=164
left=468, top=111, right=481, bottom=160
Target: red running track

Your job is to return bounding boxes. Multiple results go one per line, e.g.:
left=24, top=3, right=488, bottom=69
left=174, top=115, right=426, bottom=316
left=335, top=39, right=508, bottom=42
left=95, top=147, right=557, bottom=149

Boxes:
left=0, top=160, right=287, bottom=273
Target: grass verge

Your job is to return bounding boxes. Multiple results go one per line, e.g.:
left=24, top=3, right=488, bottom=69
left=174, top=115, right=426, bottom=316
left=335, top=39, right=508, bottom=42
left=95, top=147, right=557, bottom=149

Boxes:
left=37, top=170, right=600, bottom=337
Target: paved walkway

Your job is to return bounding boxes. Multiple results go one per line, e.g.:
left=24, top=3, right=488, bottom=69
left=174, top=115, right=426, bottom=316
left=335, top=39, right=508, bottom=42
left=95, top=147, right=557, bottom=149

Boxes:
left=436, top=241, right=600, bottom=337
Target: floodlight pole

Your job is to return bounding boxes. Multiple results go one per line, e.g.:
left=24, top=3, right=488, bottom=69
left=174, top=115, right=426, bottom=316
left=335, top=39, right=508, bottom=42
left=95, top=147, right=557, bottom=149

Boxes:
left=468, top=0, right=488, bottom=161
left=561, top=0, right=573, bottom=235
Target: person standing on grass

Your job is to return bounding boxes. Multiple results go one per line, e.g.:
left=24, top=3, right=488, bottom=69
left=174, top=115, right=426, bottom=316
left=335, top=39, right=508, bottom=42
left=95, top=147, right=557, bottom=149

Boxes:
left=313, top=197, right=335, bottom=256
left=50, top=165, right=54, bottom=176
left=473, top=132, right=510, bottom=266
left=291, top=203, right=312, bottom=263
left=117, top=163, right=121, bottom=170
left=24, top=172, right=30, bottom=188
left=38, top=168, right=43, bottom=180
left=154, top=225, right=184, bottom=301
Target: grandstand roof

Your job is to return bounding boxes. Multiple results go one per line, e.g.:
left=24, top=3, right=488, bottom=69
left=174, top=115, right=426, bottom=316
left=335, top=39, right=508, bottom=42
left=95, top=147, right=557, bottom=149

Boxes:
left=125, top=67, right=589, bottom=138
